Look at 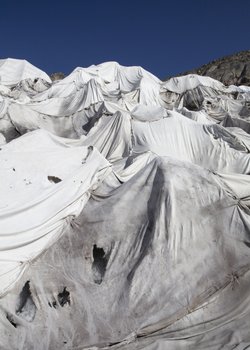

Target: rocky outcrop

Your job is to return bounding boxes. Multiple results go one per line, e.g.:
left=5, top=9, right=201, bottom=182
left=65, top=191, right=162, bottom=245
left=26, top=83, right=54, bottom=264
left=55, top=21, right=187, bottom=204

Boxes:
left=50, top=72, right=65, bottom=81
left=165, top=50, right=250, bottom=86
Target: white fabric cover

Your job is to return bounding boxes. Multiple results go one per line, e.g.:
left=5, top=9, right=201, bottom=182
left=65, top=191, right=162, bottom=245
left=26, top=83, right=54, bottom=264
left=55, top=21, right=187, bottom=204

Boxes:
left=0, top=58, right=51, bottom=86
left=0, top=130, right=110, bottom=295
left=0, top=60, right=250, bottom=350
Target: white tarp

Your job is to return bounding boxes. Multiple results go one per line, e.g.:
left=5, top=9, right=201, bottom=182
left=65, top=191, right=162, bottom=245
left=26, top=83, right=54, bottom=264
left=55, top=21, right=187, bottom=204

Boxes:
left=0, top=59, right=250, bottom=350
left=0, top=130, right=110, bottom=296
left=0, top=58, right=51, bottom=86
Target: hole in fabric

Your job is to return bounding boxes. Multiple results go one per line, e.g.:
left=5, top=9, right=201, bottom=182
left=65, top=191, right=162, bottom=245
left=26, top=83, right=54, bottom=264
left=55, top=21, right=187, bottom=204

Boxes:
left=92, top=245, right=108, bottom=284
left=6, top=313, right=17, bottom=328
left=48, top=175, right=62, bottom=184
left=244, top=241, right=250, bottom=248
left=15, top=281, right=36, bottom=322
left=48, top=301, right=57, bottom=309
left=57, top=287, right=70, bottom=307
left=232, top=92, right=239, bottom=100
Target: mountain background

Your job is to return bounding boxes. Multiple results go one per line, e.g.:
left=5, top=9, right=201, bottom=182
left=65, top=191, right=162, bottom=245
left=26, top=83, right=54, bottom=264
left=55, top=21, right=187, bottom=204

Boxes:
left=165, top=50, right=250, bottom=86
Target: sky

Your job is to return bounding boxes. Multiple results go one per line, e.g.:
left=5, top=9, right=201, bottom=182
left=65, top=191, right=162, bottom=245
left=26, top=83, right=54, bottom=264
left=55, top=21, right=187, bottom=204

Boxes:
left=1, top=0, right=250, bottom=79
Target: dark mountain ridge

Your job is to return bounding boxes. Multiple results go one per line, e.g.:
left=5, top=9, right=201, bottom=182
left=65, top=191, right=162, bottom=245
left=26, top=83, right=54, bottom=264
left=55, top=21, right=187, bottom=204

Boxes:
left=165, top=50, right=250, bottom=86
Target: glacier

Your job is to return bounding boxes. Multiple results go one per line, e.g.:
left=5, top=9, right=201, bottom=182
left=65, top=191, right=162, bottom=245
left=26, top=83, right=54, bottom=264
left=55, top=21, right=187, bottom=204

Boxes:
left=0, top=58, right=250, bottom=349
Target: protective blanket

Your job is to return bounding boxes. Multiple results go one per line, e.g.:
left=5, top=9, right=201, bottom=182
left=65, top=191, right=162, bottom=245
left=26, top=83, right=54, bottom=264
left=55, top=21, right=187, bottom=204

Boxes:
left=0, top=59, right=250, bottom=350
left=0, top=58, right=51, bottom=86
left=0, top=130, right=110, bottom=295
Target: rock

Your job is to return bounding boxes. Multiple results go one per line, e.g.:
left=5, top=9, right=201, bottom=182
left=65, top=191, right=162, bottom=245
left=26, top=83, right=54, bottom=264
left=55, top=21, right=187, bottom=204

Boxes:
left=165, top=50, right=250, bottom=86
left=50, top=72, right=65, bottom=81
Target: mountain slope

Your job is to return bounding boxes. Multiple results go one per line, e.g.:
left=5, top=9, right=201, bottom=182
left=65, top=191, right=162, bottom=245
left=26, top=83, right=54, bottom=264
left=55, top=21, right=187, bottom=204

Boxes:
left=165, top=50, right=250, bottom=86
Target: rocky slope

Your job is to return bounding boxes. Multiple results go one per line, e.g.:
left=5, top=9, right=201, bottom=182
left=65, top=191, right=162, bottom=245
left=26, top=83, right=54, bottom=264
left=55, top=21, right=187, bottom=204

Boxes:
left=165, top=50, right=250, bottom=86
